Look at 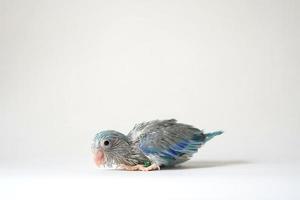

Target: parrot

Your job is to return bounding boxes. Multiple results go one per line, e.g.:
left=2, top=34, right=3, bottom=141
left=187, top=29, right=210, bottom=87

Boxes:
left=91, top=119, right=223, bottom=171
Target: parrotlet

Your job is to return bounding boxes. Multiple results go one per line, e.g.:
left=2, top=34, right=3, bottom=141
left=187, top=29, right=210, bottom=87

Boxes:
left=92, top=119, right=223, bottom=171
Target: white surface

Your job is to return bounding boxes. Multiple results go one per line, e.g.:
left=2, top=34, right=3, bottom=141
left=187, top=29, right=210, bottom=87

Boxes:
left=1, top=160, right=299, bottom=200
left=1, top=0, right=299, bottom=199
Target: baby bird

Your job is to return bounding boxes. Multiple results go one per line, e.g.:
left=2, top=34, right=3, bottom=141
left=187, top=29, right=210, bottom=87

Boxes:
left=92, top=119, right=223, bottom=171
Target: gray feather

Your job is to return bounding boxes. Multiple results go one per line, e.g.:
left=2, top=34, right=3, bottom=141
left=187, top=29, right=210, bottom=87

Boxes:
left=128, top=119, right=207, bottom=166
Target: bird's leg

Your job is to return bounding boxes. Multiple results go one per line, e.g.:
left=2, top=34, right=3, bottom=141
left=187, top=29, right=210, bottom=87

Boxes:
left=119, top=164, right=145, bottom=171
left=119, top=163, right=160, bottom=171
left=141, top=163, right=160, bottom=171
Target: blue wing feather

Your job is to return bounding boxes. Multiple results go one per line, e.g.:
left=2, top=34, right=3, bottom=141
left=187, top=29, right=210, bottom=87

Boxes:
left=129, top=119, right=223, bottom=166
left=139, top=130, right=206, bottom=166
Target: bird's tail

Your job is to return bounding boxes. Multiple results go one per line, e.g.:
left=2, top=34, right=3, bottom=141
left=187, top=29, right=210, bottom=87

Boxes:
left=204, top=131, right=224, bottom=142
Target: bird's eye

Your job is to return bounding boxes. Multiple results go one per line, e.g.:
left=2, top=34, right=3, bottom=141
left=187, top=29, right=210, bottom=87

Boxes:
left=103, top=140, right=110, bottom=146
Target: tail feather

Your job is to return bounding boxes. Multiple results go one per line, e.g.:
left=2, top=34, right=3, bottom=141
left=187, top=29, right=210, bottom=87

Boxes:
left=204, top=131, right=224, bottom=142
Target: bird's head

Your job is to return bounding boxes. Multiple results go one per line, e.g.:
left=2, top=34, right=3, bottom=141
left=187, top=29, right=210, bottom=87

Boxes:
left=92, top=130, right=131, bottom=167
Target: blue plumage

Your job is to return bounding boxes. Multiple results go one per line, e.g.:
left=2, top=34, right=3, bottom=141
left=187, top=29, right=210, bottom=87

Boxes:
left=204, top=131, right=224, bottom=142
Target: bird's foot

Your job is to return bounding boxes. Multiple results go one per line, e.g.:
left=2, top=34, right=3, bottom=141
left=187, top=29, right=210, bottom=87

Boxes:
left=119, top=163, right=160, bottom=171
left=119, top=164, right=144, bottom=171
left=141, top=163, right=160, bottom=171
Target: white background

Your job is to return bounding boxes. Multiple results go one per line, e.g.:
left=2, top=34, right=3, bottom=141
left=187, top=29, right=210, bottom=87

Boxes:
left=1, top=0, right=299, bottom=199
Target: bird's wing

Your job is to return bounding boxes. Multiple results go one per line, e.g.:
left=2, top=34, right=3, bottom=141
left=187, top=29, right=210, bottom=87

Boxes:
left=127, top=120, right=156, bottom=141
left=128, top=119, right=206, bottom=166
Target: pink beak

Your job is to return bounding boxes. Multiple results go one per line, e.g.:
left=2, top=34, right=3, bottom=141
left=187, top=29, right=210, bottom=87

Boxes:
left=94, top=150, right=105, bottom=167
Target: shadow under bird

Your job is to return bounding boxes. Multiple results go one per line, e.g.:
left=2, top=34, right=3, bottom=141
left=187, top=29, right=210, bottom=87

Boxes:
left=92, top=119, right=223, bottom=171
